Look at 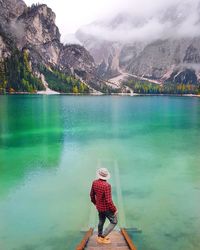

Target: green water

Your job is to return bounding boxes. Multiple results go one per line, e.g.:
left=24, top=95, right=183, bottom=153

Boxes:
left=0, top=95, right=200, bottom=250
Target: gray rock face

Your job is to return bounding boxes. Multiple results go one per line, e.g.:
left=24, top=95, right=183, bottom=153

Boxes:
left=18, top=4, right=60, bottom=47
left=0, top=0, right=26, bottom=23
left=167, top=69, right=197, bottom=84
left=59, top=44, right=96, bottom=81
left=0, top=0, right=27, bottom=57
left=0, top=36, right=10, bottom=58
left=183, top=43, right=200, bottom=64
left=0, top=0, right=97, bottom=90
left=14, top=4, right=62, bottom=67
left=122, top=38, right=200, bottom=83
left=76, top=30, right=121, bottom=79
left=76, top=9, right=200, bottom=84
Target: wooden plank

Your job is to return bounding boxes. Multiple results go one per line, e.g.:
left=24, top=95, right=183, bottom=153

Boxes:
left=77, top=228, right=137, bottom=250
left=85, top=230, right=130, bottom=250
left=76, top=228, right=94, bottom=250
left=121, top=228, right=137, bottom=250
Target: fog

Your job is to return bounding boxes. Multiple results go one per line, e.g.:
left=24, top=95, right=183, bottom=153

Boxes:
left=24, top=0, right=200, bottom=43
left=24, top=0, right=128, bottom=42
left=78, top=0, right=200, bottom=43
left=9, top=20, right=25, bottom=42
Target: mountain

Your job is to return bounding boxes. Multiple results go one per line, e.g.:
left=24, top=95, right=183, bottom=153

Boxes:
left=76, top=3, right=200, bottom=88
left=0, top=0, right=109, bottom=94
left=1, top=0, right=199, bottom=95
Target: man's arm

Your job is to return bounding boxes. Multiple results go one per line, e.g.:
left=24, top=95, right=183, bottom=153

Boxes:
left=90, top=182, right=96, bottom=205
left=104, top=184, right=117, bottom=213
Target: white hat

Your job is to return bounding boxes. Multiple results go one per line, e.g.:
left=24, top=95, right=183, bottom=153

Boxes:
left=97, top=168, right=111, bottom=180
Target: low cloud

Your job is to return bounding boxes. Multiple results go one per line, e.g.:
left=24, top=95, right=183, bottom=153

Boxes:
left=78, top=0, right=200, bottom=43
left=63, top=34, right=82, bottom=45
left=9, top=20, right=25, bottom=41
left=181, top=63, right=200, bottom=71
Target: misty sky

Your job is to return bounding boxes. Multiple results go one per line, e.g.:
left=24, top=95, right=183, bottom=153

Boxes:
left=24, top=0, right=200, bottom=43
left=24, top=0, right=124, bottom=41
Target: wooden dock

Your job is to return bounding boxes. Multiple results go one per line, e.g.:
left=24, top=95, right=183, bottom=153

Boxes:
left=76, top=160, right=139, bottom=250
left=76, top=228, right=137, bottom=250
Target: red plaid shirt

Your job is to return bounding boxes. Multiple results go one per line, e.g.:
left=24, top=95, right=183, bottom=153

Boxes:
left=90, top=179, right=117, bottom=213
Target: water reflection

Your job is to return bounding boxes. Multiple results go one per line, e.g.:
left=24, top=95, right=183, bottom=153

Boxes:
left=0, top=95, right=63, bottom=198
left=0, top=96, right=200, bottom=250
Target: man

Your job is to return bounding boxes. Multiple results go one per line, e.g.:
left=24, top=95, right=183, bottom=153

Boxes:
left=90, top=168, right=118, bottom=244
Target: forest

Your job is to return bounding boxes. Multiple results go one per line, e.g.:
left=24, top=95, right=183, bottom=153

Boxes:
left=125, top=79, right=200, bottom=95
left=39, top=65, right=89, bottom=94
left=0, top=49, right=44, bottom=93
left=0, top=49, right=90, bottom=94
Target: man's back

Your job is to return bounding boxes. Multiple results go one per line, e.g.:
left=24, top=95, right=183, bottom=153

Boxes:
left=90, top=179, right=116, bottom=213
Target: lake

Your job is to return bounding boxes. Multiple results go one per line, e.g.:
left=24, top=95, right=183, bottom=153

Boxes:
left=0, top=95, right=200, bottom=250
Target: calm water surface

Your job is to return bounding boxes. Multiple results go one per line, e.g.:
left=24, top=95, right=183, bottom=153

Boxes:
left=0, top=95, right=200, bottom=250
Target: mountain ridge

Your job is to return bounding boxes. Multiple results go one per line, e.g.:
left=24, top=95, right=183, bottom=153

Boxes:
left=1, top=0, right=200, bottom=95
left=0, top=0, right=110, bottom=94
left=76, top=5, right=200, bottom=87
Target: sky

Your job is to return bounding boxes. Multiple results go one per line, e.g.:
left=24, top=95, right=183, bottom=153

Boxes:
left=24, top=0, right=124, bottom=41
left=79, top=0, right=200, bottom=42
left=24, top=0, right=200, bottom=43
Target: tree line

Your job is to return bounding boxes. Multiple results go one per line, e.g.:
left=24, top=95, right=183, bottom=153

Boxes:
left=0, top=48, right=90, bottom=94
left=126, top=79, right=200, bottom=95
left=0, top=49, right=44, bottom=93
left=39, top=65, right=89, bottom=94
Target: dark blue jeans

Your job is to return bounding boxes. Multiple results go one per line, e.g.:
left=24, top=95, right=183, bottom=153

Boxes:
left=98, top=210, right=118, bottom=237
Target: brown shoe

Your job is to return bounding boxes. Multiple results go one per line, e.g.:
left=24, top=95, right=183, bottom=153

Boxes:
left=97, top=236, right=111, bottom=244
left=104, top=236, right=110, bottom=240
left=97, top=237, right=104, bottom=243
left=102, top=238, right=111, bottom=244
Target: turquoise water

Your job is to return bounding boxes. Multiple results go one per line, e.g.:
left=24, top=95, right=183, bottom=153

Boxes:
left=0, top=95, right=200, bottom=250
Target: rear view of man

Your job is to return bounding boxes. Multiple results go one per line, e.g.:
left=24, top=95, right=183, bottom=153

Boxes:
left=90, top=168, right=118, bottom=244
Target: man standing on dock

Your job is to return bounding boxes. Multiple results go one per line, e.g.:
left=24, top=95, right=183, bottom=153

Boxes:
left=90, top=168, right=118, bottom=244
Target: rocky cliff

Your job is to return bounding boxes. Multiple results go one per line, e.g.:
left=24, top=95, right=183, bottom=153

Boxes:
left=0, top=0, right=102, bottom=94
left=76, top=6, right=200, bottom=86
left=1, top=0, right=199, bottom=95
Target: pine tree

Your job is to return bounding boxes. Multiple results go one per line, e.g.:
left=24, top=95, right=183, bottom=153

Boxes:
left=0, top=60, right=7, bottom=93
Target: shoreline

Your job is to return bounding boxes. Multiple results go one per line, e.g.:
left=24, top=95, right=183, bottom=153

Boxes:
left=0, top=92, right=200, bottom=97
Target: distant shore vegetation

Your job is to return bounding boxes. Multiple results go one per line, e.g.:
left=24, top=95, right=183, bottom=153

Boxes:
left=0, top=49, right=44, bottom=93
left=1, top=53, right=200, bottom=95
left=0, top=49, right=90, bottom=94
left=39, top=65, right=89, bottom=94
left=125, top=79, right=200, bottom=95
